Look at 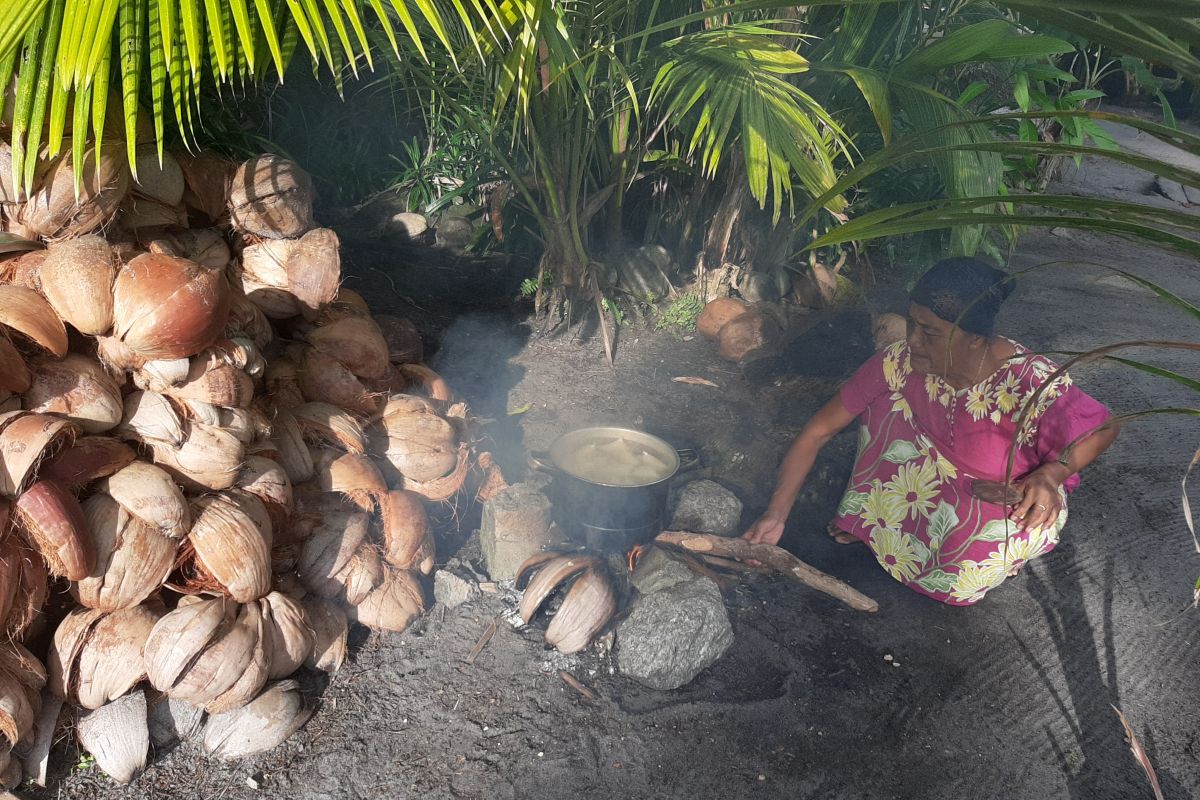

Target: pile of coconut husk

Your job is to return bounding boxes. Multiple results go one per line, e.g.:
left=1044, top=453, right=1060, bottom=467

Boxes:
left=0, top=143, right=499, bottom=788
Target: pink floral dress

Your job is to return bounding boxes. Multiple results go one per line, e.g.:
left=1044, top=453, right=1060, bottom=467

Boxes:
left=833, top=340, right=1109, bottom=605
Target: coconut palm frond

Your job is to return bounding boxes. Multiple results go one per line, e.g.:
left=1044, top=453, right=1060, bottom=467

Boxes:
left=0, top=0, right=465, bottom=191
left=649, top=25, right=851, bottom=223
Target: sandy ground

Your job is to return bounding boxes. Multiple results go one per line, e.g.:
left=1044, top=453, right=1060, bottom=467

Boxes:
left=35, top=120, right=1200, bottom=799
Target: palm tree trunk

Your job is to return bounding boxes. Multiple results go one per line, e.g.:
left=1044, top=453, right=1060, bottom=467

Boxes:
left=694, top=155, right=748, bottom=299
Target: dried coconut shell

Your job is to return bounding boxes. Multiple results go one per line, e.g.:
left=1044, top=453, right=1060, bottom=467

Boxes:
left=396, top=363, right=453, bottom=403
left=269, top=411, right=314, bottom=484
left=100, top=461, right=190, bottom=539
left=543, top=566, right=617, bottom=654
left=155, top=352, right=254, bottom=409
left=5, top=537, right=48, bottom=640
left=14, top=479, right=94, bottom=580
left=176, top=150, right=236, bottom=223
left=37, top=235, right=117, bottom=335
left=314, top=450, right=387, bottom=510
left=376, top=490, right=434, bottom=574
left=229, top=155, right=315, bottom=239
left=144, top=596, right=232, bottom=693
left=716, top=308, right=781, bottom=363
left=38, top=436, right=136, bottom=490
left=348, top=566, right=425, bottom=632
left=75, top=494, right=177, bottom=611
left=334, top=544, right=385, bottom=605
left=23, top=354, right=124, bottom=434
left=76, top=689, right=149, bottom=784
left=0, top=662, right=40, bottom=747
left=202, top=679, right=312, bottom=759
left=134, top=356, right=191, bottom=388
left=0, top=284, right=68, bottom=356
left=0, top=249, right=48, bottom=292
left=225, top=289, right=273, bottom=350
left=0, top=529, right=20, bottom=632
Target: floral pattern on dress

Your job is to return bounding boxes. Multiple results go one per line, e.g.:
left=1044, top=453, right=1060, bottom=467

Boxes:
left=833, top=341, right=1108, bottom=605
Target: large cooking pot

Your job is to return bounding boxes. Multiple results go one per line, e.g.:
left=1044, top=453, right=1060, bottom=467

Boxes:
left=529, top=427, right=699, bottom=552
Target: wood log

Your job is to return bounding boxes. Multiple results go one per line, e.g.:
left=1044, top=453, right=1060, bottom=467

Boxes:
left=655, top=530, right=879, bottom=613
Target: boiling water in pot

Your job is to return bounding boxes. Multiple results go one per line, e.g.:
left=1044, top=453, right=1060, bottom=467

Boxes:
left=556, top=435, right=673, bottom=486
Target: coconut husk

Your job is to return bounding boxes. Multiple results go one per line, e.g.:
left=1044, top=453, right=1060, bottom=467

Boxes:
left=0, top=412, right=77, bottom=497
left=716, top=308, right=782, bottom=363
left=13, top=479, right=96, bottom=580
left=348, top=566, right=425, bottom=632
left=368, top=400, right=458, bottom=484
left=396, top=363, right=453, bottom=403
left=23, top=354, right=124, bottom=434
left=299, top=348, right=381, bottom=416
left=374, top=315, right=423, bottom=365
left=75, top=494, right=177, bottom=611
left=37, top=235, right=117, bottom=336
left=0, top=249, right=48, bottom=292
left=76, top=689, right=149, bottom=784
left=259, top=592, right=313, bottom=679
left=116, top=390, right=185, bottom=446
left=16, top=144, right=130, bottom=242
left=543, top=566, right=617, bottom=654
left=292, top=402, right=366, bottom=454
left=300, top=598, right=347, bottom=672
left=238, top=227, right=340, bottom=321
left=149, top=228, right=230, bottom=271
left=116, top=193, right=187, bottom=231
left=153, top=351, right=254, bottom=409
left=107, top=252, right=230, bottom=365
left=0, top=333, right=30, bottom=394
left=229, top=155, right=315, bottom=239
left=697, top=296, right=749, bottom=340
left=375, top=490, right=434, bottom=574
left=67, top=603, right=163, bottom=709
left=131, top=146, right=184, bottom=206
left=175, top=150, right=236, bottom=224
left=225, top=288, right=274, bottom=350
left=149, top=421, right=244, bottom=492
left=5, top=537, right=48, bottom=640
left=0, top=285, right=68, bottom=356
left=99, top=461, right=190, bottom=539
left=306, top=315, right=389, bottom=380
left=185, top=492, right=273, bottom=603
left=314, top=450, right=387, bottom=511
left=269, top=411, right=314, bottom=484
left=38, top=436, right=136, bottom=490
left=296, top=510, right=370, bottom=599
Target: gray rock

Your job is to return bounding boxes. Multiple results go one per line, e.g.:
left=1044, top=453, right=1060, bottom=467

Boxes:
left=1155, top=176, right=1192, bottom=206
left=616, top=250, right=672, bottom=300
left=435, top=217, right=474, bottom=250
left=480, top=482, right=555, bottom=580
left=629, top=546, right=693, bottom=595
left=737, top=270, right=781, bottom=304
left=433, top=569, right=480, bottom=609
left=669, top=479, right=743, bottom=536
left=385, top=211, right=429, bottom=241
left=617, top=575, right=734, bottom=690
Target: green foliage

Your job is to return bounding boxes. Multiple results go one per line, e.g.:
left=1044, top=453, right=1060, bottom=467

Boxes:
left=601, top=297, right=626, bottom=328
left=655, top=293, right=704, bottom=332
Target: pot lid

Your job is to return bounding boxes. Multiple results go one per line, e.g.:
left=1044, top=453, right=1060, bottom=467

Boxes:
left=548, top=427, right=679, bottom=487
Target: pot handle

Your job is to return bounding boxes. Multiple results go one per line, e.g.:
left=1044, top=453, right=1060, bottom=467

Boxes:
left=528, top=451, right=563, bottom=477
left=676, top=448, right=701, bottom=473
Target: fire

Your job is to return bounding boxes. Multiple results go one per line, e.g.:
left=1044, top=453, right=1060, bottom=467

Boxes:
left=627, top=544, right=646, bottom=573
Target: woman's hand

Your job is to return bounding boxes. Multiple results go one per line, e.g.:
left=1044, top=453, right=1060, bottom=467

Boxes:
left=742, top=511, right=786, bottom=546
left=1010, top=466, right=1066, bottom=533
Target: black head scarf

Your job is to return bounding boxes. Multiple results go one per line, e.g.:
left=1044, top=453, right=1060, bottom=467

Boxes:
left=910, top=257, right=1014, bottom=337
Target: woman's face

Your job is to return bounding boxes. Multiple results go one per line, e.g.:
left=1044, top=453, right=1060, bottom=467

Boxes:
left=905, top=302, right=978, bottom=378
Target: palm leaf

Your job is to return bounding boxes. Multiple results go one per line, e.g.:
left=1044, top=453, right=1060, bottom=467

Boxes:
left=118, top=0, right=144, bottom=174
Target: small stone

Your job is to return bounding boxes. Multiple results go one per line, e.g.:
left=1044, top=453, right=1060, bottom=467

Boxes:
left=736, top=270, right=780, bottom=304
left=385, top=211, right=429, bottom=241
left=433, top=570, right=480, bottom=609
left=883, top=654, right=893, bottom=662
left=892, top=662, right=901, bottom=668
left=246, top=777, right=260, bottom=790
left=629, top=547, right=693, bottom=595
left=1155, top=176, right=1192, bottom=206
left=436, top=216, right=474, bottom=250
left=669, top=480, right=743, bottom=537
left=757, top=774, right=766, bottom=782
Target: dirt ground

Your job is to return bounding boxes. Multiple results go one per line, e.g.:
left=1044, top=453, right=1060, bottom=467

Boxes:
left=37, top=120, right=1200, bottom=799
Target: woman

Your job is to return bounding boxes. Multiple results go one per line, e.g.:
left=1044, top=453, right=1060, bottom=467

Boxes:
left=743, top=258, right=1118, bottom=605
